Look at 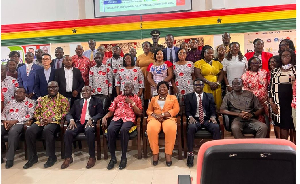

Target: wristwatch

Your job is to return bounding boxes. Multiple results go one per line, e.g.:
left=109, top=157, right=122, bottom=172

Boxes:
left=131, top=102, right=136, bottom=107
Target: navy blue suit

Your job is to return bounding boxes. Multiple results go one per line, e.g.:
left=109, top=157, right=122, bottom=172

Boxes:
left=34, top=68, right=56, bottom=98
left=184, top=92, right=221, bottom=152
left=17, top=64, right=43, bottom=96
left=163, top=46, right=180, bottom=63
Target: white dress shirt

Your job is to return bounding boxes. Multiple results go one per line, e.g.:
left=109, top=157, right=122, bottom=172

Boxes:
left=64, top=67, right=73, bottom=92
left=84, top=97, right=91, bottom=120
left=167, top=46, right=176, bottom=62
left=194, top=92, right=205, bottom=118
left=44, top=67, right=51, bottom=83
left=25, top=63, right=33, bottom=76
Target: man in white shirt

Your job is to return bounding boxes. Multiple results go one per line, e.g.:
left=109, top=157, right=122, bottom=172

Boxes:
left=83, top=40, right=97, bottom=61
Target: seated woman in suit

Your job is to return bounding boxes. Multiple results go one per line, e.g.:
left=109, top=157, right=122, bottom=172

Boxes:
left=146, top=81, right=180, bottom=167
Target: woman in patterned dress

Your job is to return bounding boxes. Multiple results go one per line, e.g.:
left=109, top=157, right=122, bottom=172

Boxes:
left=241, top=57, right=269, bottom=123
left=173, top=48, right=194, bottom=103
left=147, top=49, right=173, bottom=96
left=269, top=49, right=296, bottom=140
left=115, top=53, right=144, bottom=97
left=194, top=45, right=223, bottom=110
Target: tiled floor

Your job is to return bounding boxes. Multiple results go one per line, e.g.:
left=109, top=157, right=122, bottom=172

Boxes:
left=1, top=130, right=277, bottom=184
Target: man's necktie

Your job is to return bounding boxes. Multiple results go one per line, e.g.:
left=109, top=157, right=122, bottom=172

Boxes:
left=56, top=59, right=60, bottom=69
left=90, top=51, right=94, bottom=61
left=80, top=100, right=88, bottom=124
left=170, top=49, right=173, bottom=63
left=199, top=94, right=204, bottom=124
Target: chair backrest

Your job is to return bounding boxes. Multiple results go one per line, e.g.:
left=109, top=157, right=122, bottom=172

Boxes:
left=197, top=139, right=296, bottom=184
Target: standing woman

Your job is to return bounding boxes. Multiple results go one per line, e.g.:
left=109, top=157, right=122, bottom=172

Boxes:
left=115, top=53, right=144, bottom=97
left=136, top=41, right=155, bottom=108
left=194, top=45, right=223, bottom=110
left=241, top=57, right=269, bottom=123
left=173, top=48, right=195, bottom=103
left=278, top=39, right=296, bottom=54
left=214, top=45, right=226, bottom=63
left=147, top=49, right=173, bottom=96
left=269, top=49, right=296, bottom=140
left=223, top=42, right=248, bottom=92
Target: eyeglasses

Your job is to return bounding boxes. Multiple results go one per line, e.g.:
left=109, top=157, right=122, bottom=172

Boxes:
left=42, top=58, right=51, bottom=61
left=282, top=54, right=291, bottom=58
left=194, top=84, right=204, bottom=86
left=48, top=86, right=58, bottom=89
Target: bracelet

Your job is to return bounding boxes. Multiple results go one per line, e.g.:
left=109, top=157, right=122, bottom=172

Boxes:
left=131, top=102, right=136, bottom=107
left=226, top=85, right=230, bottom=87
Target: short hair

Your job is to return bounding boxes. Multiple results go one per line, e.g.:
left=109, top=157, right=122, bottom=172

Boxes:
left=123, top=53, right=135, bottom=67
left=42, top=53, right=51, bottom=59
left=7, top=59, right=16, bottom=65
left=153, top=49, right=163, bottom=61
left=157, top=81, right=169, bottom=91
left=247, top=57, right=261, bottom=71
left=268, top=55, right=280, bottom=71
left=113, top=45, right=121, bottom=50
left=55, top=47, right=63, bottom=51
left=48, top=81, right=58, bottom=86
left=193, top=78, right=203, bottom=85
left=222, top=32, right=231, bottom=38
left=142, top=41, right=151, bottom=47
left=15, top=87, right=26, bottom=92
left=165, top=34, right=174, bottom=39
left=88, top=39, right=96, bottom=43
left=232, top=78, right=243, bottom=84
left=253, top=38, right=263, bottom=45
left=95, top=51, right=105, bottom=57
left=189, top=38, right=198, bottom=43
left=9, top=51, right=20, bottom=58
left=200, top=45, right=213, bottom=59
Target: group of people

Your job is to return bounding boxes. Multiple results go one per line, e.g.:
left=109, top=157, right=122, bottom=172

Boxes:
left=1, top=30, right=296, bottom=170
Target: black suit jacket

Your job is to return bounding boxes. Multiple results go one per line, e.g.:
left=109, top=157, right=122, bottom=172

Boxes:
left=51, top=58, right=64, bottom=69
left=184, top=92, right=216, bottom=120
left=163, top=46, right=180, bottom=63
left=55, top=67, right=84, bottom=98
left=66, top=97, right=104, bottom=123
left=34, top=68, right=56, bottom=98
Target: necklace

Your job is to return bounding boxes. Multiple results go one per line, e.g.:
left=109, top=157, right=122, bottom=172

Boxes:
left=159, top=96, right=166, bottom=100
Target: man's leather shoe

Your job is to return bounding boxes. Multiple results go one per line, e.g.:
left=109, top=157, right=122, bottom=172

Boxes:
left=86, top=157, right=96, bottom=169
left=44, top=156, right=57, bottom=168
left=107, top=158, right=117, bottom=170
left=23, top=156, right=38, bottom=169
left=61, top=157, right=73, bottom=169
left=5, top=160, right=13, bottom=169
left=187, top=155, right=194, bottom=167
left=119, top=158, right=127, bottom=170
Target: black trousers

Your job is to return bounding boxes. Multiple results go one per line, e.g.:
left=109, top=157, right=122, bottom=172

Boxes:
left=64, top=121, right=96, bottom=158
left=1, top=124, right=24, bottom=161
left=25, top=123, right=60, bottom=159
left=107, top=119, right=133, bottom=159
left=187, top=118, right=221, bottom=152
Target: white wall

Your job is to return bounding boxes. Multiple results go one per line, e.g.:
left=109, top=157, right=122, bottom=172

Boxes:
left=1, top=0, right=295, bottom=25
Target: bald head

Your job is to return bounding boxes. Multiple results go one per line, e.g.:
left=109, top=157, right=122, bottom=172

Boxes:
left=123, top=82, right=134, bottom=96
left=75, top=45, right=84, bottom=57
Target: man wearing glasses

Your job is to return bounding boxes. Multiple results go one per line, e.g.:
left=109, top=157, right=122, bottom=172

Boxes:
left=184, top=79, right=220, bottom=168
left=34, top=53, right=56, bottom=99
left=1, top=87, right=35, bottom=168
left=23, top=81, right=69, bottom=169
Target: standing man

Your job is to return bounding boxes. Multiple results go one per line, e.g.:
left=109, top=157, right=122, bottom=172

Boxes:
left=184, top=79, right=221, bottom=167
left=51, top=47, right=64, bottom=69
left=55, top=55, right=84, bottom=106
left=18, top=52, right=43, bottom=100
left=34, top=53, right=56, bottom=99
left=89, top=52, right=113, bottom=100
left=186, top=38, right=202, bottom=63
left=163, top=34, right=180, bottom=63
left=1, top=65, right=18, bottom=105
left=130, top=47, right=137, bottom=65
left=220, top=78, right=267, bottom=139
left=102, top=82, right=142, bottom=170
left=83, top=40, right=97, bottom=61
left=1, top=87, right=35, bottom=168
left=34, top=49, right=44, bottom=67
left=72, top=45, right=93, bottom=86
left=23, top=81, right=69, bottom=169
left=150, top=29, right=165, bottom=53
left=61, top=86, right=104, bottom=169
left=221, top=32, right=231, bottom=55
left=97, top=45, right=109, bottom=64
left=244, top=38, right=273, bottom=72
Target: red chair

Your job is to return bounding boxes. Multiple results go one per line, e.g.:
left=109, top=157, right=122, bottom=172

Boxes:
left=196, top=139, right=296, bottom=184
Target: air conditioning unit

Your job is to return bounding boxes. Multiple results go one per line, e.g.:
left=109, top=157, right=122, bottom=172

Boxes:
left=211, top=0, right=226, bottom=10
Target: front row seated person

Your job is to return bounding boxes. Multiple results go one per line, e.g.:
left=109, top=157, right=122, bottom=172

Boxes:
left=23, top=81, right=70, bottom=169
left=146, top=81, right=180, bottom=167
left=220, top=78, right=268, bottom=139
left=61, top=86, right=104, bottom=169
left=184, top=79, right=221, bottom=168
left=102, top=82, right=142, bottom=170
left=1, top=87, right=35, bottom=169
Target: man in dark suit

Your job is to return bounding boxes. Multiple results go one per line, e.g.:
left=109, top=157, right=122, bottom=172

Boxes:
left=61, top=86, right=104, bottom=169
left=51, top=47, right=64, bottom=69
left=184, top=79, right=221, bottom=167
left=163, top=34, right=180, bottom=63
left=18, top=52, right=43, bottom=100
left=55, top=55, right=84, bottom=107
left=34, top=53, right=56, bottom=99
